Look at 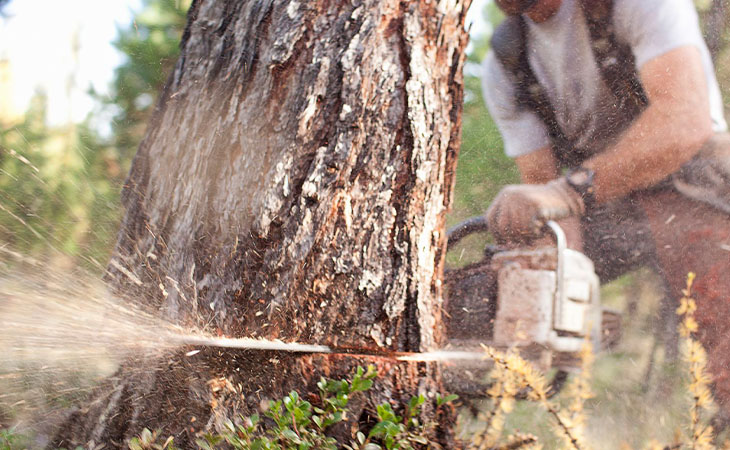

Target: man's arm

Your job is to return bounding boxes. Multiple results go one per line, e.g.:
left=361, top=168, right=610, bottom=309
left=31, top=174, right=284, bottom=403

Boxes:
left=515, top=145, right=559, bottom=184
left=584, top=45, right=713, bottom=203
left=516, top=45, right=713, bottom=198
left=486, top=45, right=713, bottom=243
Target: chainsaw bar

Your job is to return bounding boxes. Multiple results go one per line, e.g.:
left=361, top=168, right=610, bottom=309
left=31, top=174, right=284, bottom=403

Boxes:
left=173, top=335, right=488, bottom=362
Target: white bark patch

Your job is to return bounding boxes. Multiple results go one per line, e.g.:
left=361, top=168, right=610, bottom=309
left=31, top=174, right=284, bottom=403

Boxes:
left=341, top=30, right=363, bottom=71
left=415, top=162, right=433, bottom=182
left=437, top=0, right=459, bottom=15
left=297, top=57, right=329, bottom=138
left=359, top=269, right=384, bottom=296
left=301, top=180, right=318, bottom=199
left=286, top=1, right=299, bottom=19
left=109, top=258, right=142, bottom=286
left=255, top=153, right=294, bottom=235
left=298, top=96, right=318, bottom=137
left=400, top=8, right=458, bottom=350
left=339, top=104, right=353, bottom=121
left=369, top=323, right=385, bottom=347
left=343, top=192, right=353, bottom=230
left=283, top=174, right=290, bottom=197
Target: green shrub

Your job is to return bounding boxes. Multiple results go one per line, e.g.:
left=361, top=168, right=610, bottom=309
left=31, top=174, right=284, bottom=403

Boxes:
left=129, top=366, right=457, bottom=450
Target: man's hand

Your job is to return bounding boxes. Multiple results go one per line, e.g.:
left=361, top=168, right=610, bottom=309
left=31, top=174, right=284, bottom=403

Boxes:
left=486, top=178, right=585, bottom=243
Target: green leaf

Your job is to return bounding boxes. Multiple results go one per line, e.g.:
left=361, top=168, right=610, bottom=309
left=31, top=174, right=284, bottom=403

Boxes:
left=128, top=438, right=143, bottom=450
left=365, top=365, right=378, bottom=379
left=284, top=392, right=298, bottom=411
left=408, top=395, right=425, bottom=411
left=351, top=372, right=374, bottom=393
left=140, top=428, right=153, bottom=444
left=436, top=393, right=459, bottom=406
left=323, top=410, right=345, bottom=428
left=369, top=421, right=390, bottom=438
left=281, top=429, right=301, bottom=443
left=354, top=366, right=365, bottom=379
left=376, top=403, right=398, bottom=422
left=195, top=438, right=214, bottom=450
left=251, top=438, right=271, bottom=450
left=409, top=434, right=429, bottom=444
left=224, top=420, right=236, bottom=433
left=203, top=433, right=223, bottom=446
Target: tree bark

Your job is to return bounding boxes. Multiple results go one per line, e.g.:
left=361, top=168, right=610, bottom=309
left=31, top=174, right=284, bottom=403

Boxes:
left=54, top=0, right=470, bottom=447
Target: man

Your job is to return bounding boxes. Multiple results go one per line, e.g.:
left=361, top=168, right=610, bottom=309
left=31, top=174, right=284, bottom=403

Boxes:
left=482, top=0, right=730, bottom=415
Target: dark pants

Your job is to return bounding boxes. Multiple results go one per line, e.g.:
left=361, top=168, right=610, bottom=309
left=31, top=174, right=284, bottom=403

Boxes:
left=583, top=178, right=730, bottom=413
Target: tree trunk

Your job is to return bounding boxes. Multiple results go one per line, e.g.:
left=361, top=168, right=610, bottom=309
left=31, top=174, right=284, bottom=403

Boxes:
left=54, top=0, right=470, bottom=447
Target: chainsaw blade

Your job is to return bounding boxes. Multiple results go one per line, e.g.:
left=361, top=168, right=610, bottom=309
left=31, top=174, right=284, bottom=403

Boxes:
left=173, top=335, right=488, bottom=362
left=172, top=335, right=333, bottom=354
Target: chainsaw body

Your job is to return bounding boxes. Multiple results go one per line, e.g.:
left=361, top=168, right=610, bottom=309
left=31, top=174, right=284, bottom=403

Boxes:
left=445, top=220, right=619, bottom=372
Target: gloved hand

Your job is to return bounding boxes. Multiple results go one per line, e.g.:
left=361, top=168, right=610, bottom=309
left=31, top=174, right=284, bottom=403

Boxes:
left=486, top=177, right=585, bottom=243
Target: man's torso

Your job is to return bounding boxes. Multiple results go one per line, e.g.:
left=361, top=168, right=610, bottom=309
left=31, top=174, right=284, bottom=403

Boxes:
left=482, top=0, right=727, bottom=160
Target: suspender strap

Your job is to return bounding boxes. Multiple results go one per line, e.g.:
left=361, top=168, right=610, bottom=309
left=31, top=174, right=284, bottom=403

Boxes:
left=491, top=16, right=574, bottom=159
left=581, top=0, right=648, bottom=117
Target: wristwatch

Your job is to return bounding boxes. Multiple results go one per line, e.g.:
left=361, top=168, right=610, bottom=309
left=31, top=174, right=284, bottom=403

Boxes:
left=565, top=167, right=596, bottom=210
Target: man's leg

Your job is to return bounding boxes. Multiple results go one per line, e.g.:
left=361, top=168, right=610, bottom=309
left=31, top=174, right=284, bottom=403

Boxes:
left=640, top=189, right=730, bottom=412
left=581, top=197, right=657, bottom=283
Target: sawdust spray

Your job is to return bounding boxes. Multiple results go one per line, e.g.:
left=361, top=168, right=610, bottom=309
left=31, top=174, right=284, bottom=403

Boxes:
left=0, top=256, right=187, bottom=433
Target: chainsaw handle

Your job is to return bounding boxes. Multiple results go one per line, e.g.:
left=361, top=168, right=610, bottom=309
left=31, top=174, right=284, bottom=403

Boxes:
left=445, top=216, right=564, bottom=250
left=446, top=216, right=488, bottom=249
left=546, top=220, right=567, bottom=336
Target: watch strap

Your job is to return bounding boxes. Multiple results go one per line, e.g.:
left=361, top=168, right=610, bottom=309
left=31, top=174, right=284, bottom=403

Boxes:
left=565, top=167, right=596, bottom=210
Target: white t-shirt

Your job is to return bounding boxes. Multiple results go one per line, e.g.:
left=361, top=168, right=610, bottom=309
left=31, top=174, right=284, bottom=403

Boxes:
left=481, top=0, right=727, bottom=159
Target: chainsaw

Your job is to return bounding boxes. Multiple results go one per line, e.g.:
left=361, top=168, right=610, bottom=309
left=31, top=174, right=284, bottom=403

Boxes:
left=174, top=220, right=619, bottom=374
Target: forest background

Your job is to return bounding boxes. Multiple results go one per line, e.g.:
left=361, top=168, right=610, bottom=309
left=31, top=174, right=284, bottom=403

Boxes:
left=1, top=0, right=729, bottom=447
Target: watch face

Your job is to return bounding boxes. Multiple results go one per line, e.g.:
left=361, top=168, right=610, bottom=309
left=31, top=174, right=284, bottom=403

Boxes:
left=568, top=170, right=590, bottom=186
left=566, top=168, right=596, bottom=204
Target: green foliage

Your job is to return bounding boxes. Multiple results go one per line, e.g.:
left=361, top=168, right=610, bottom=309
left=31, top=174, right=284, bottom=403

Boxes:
left=100, top=0, right=190, bottom=162
left=0, top=93, right=123, bottom=267
left=454, top=0, right=517, bottom=227
left=0, top=0, right=190, bottom=268
left=131, top=366, right=457, bottom=450
left=447, top=2, right=518, bottom=266
left=365, top=394, right=438, bottom=450
left=0, top=427, right=28, bottom=450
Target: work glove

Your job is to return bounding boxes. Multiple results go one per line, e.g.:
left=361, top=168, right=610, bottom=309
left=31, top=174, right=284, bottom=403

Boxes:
left=486, top=178, right=585, bottom=244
